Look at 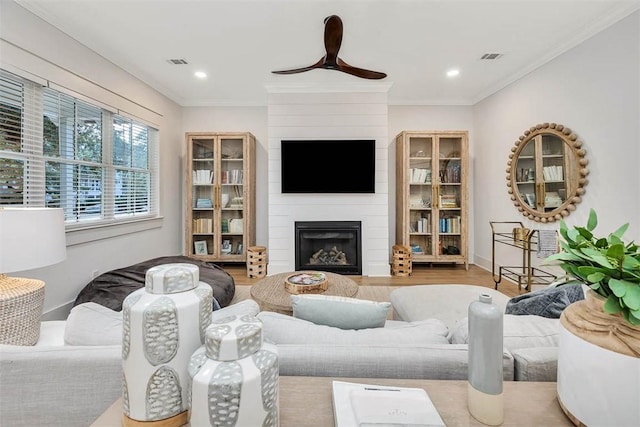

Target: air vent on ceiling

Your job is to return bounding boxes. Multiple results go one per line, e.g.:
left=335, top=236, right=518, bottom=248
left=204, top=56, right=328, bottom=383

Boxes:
left=480, top=53, right=503, bottom=60
left=167, top=58, right=188, bottom=65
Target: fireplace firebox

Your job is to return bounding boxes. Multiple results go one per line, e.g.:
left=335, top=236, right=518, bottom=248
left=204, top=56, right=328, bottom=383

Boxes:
left=294, top=221, right=362, bottom=275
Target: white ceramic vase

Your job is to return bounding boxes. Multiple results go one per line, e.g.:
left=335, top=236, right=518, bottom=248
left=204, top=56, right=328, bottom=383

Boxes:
left=122, top=263, right=213, bottom=426
left=189, top=314, right=279, bottom=427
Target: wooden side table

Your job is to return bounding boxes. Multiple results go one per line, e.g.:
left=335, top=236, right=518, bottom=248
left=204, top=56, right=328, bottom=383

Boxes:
left=250, top=271, right=359, bottom=315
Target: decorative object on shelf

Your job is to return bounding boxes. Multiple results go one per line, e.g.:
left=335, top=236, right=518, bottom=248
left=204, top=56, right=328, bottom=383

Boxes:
left=189, top=315, right=279, bottom=427
left=506, top=122, right=589, bottom=223
left=511, top=227, right=530, bottom=247
left=0, top=207, right=66, bottom=345
left=229, top=218, right=243, bottom=233
left=544, top=208, right=640, bottom=426
left=220, top=193, right=230, bottom=208
left=391, top=244, right=412, bottom=276
left=122, top=263, right=213, bottom=427
left=285, top=271, right=328, bottom=294
left=247, top=246, right=267, bottom=278
left=467, top=294, right=504, bottom=426
left=272, top=15, right=386, bottom=80
left=221, top=239, right=232, bottom=254
left=194, top=240, right=208, bottom=255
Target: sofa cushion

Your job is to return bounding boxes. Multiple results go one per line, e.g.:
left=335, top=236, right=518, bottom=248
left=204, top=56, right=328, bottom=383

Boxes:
left=64, top=302, right=123, bottom=346
left=64, top=299, right=259, bottom=346
left=450, top=314, right=560, bottom=351
left=291, top=294, right=392, bottom=330
left=257, top=311, right=449, bottom=346
left=390, top=285, right=510, bottom=331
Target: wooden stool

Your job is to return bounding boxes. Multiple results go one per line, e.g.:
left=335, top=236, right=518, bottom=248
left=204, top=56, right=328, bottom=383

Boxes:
left=391, top=245, right=412, bottom=276
left=246, top=246, right=267, bottom=278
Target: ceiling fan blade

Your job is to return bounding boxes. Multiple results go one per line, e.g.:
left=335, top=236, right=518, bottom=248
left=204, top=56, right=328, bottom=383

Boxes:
left=272, top=58, right=324, bottom=75
left=272, top=14, right=387, bottom=79
left=336, top=58, right=387, bottom=80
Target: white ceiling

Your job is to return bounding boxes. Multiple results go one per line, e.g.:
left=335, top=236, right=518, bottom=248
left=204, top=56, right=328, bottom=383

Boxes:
left=15, top=0, right=640, bottom=107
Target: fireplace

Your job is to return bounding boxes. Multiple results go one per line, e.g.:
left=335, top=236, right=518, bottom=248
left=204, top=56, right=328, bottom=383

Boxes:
left=294, top=221, right=362, bottom=275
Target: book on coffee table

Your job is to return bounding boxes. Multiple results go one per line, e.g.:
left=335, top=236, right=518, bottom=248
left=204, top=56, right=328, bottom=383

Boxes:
left=332, top=380, right=445, bottom=427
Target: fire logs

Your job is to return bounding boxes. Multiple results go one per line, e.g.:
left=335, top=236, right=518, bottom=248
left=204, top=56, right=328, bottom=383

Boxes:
left=309, top=246, right=347, bottom=265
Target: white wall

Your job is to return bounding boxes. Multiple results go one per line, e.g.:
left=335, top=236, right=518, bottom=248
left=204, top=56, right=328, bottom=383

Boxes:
left=1, top=2, right=184, bottom=318
left=266, top=85, right=391, bottom=276
left=472, top=11, right=640, bottom=273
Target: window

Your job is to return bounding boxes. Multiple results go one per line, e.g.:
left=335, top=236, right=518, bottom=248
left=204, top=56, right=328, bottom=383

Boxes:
left=0, top=69, right=159, bottom=229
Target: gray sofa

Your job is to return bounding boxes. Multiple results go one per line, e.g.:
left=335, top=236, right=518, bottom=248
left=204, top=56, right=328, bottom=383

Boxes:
left=0, top=285, right=563, bottom=427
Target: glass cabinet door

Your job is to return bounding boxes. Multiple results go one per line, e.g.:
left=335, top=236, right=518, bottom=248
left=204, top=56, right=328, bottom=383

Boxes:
left=436, top=136, right=463, bottom=257
left=515, top=138, right=538, bottom=209
left=219, top=137, right=245, bottom=258
left=190, top=137, right=215, bottom=256
left=408, top=136, right=434, bottom=256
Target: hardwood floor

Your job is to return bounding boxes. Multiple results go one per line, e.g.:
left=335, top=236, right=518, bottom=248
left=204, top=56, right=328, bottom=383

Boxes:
left=223, top=263, right=524, bottom=299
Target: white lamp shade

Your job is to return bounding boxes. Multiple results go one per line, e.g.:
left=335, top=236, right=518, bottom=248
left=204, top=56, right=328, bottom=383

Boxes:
left=0, top=207, right=67, bottom=273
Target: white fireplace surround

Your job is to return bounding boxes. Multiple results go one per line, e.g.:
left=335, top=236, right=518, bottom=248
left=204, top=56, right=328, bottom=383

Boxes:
left=266, top=83, right=392, bottom=276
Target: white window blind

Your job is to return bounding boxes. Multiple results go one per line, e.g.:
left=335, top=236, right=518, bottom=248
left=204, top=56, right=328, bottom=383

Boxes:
left=0, top=69, right=159, bottom=229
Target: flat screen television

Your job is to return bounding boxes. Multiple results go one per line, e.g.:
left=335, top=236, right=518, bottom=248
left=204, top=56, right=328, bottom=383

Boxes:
left=281, top=139, right=376, bottom=193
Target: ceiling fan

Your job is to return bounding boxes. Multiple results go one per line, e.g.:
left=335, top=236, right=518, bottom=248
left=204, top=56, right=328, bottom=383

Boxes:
left=272, top=15, right=387, bottom=80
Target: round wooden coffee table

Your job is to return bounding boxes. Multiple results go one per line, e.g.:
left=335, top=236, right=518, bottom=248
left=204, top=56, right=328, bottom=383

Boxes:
left=250, top=271, right=359, bottom=315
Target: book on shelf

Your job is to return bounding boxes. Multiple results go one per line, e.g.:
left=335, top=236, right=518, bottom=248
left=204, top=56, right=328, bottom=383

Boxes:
left=439, top=216, right=461, bottom=234
left=410, top=168, right=431, bottom=184
left=196, top=198, right=213, bottom=208
left=439, top=194, right=458, bottom=208
left=542, top=165, right=563, bottom=181
left=192, top=218, right=212, bottom=233
left=332, top=380, right=445, bottom=427
left=193, top=169, right=213, bottom=184
left=415, top=214, right=431, bottom=234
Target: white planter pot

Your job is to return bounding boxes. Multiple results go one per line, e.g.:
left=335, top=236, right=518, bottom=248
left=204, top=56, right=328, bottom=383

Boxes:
left=557, top=290, right=640, bottom=427
left=558, top=324, right=640, bottom=427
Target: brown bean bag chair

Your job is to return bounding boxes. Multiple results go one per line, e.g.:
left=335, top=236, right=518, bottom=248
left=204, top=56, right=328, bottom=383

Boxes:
left=73, top=256, right=235, bottom=310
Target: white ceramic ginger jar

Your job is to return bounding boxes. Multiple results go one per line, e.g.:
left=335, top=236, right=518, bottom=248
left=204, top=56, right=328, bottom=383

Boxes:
left=122, top=263, right=213, bottom=425
left=189, top=314, right=279, bottom=427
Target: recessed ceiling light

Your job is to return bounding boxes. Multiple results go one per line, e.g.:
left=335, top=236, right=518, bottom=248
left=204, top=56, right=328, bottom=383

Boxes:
left=446, top=69, right=460, bottom=78
left=194, top=71, right=207, bottom=79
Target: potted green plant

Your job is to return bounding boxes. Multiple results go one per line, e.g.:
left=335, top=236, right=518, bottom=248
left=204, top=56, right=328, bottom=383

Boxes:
left=547, top=208, right=640, bottom=427
left=545, top=208, right=640, bottom=326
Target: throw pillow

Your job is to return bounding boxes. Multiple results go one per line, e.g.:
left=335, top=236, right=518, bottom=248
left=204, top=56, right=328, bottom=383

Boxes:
left=290, top=294, right=391, bottom=329
left=64, top=302, right=123, bottom=346
left=258, top=311, right=449, bottom=346
left=505, top=284, right=585, bottom=318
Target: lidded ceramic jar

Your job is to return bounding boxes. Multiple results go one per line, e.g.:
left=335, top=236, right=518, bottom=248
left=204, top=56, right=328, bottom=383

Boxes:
left=122, top=263, right=213, bottom=426
left=189, top=314, right=279, bottom=427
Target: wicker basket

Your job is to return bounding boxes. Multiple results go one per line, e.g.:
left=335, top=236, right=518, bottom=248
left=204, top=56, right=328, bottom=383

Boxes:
left=284, top=272, right=328, bottom=294
left=0, top=276, right=45, bottom=346
left=391, top=244, right=412, bottom=276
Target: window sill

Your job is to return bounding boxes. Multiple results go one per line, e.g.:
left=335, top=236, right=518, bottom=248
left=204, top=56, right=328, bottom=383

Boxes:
left=66, top=216, right=164, bottom=246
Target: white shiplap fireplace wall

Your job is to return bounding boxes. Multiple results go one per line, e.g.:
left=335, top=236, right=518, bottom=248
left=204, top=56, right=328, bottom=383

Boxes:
left=266, top=83, right=392, bottom=276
